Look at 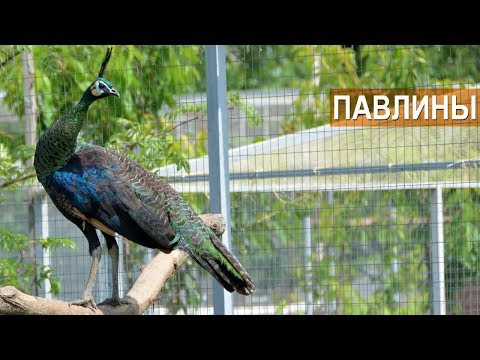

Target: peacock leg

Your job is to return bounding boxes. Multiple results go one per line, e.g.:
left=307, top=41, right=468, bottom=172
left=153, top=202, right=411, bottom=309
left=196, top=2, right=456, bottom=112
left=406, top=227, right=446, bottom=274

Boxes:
left=69, top=223, right=101, bottom=309
left=70, top=247, right=101, bottom=309
left=97, top=234, right=130, bottom=306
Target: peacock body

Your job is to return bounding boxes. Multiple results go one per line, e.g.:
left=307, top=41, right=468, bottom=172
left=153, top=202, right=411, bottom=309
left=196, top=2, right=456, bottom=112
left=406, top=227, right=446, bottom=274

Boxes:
left=33, top=48, right=255, bottom=308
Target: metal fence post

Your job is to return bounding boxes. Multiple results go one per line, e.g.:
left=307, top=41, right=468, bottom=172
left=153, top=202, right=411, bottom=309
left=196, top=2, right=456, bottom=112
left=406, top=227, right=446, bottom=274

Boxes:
left=430, top=186, right=446, bottom=315
left=34, top=192, right=51, bottom=298
left=40, top=194, right=51, bottom=298
left=206, top=45, right=233, bottom=315
left=303, top=216, right=313, bottom=315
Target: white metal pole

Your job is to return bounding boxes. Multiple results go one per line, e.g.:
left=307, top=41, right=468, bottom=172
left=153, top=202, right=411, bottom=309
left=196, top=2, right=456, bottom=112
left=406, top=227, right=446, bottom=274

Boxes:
left=304, top=216, right=313, bottom=315
left=430, top=186, right=446, bottom=315
left=41, top=194, right=51, bottom=299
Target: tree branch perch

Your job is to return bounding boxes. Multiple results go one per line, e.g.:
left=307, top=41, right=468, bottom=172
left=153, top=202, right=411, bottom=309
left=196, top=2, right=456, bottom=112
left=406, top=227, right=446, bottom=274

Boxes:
left=0, top=213, right=225, bottom=315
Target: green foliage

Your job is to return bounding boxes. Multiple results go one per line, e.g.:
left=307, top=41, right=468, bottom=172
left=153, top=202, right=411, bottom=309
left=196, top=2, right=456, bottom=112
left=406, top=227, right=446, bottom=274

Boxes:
left=225, top=45, right=313, bottom=89
left=232, top=187, right=479, bottom=314
left=281, top=45, right=480, bottom=133
left=282, top=45, right=431, bottom=133
left=0, top=227, right=76, bottom=295
left=36, top=236, right=77, bottom=250
left=443, top=188, right=480, bottom=313
left=0, top=46, right=204, bottom=168
left=422, top=46, right=480, bottom=84
left=317, top=191, right=429, bottom=315
left=231, top=190, right=428, bottom=314
left=161, top=264, right=203, bottom=315
left=228, top=92, right=262, bottom=127
left=0, top=46, right=28, bottom=69
left=0, top=143, right=36, bottom=191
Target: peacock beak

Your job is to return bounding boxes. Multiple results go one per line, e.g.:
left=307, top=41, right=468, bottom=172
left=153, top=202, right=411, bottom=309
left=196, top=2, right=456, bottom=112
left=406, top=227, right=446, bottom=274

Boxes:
left=109, top=87, right=120, bottom=98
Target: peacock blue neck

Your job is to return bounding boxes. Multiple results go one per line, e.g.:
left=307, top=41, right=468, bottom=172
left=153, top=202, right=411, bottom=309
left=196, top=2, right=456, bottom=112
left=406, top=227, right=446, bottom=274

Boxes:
left=34, top=87, right=98, bottom=181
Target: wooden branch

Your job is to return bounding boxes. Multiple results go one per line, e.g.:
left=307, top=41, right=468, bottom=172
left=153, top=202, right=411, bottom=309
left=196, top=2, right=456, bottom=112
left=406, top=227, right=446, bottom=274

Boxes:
left=0, top=213, right=225, bottom=315
left=0, top=172, right=36, bottom=189
left=157, top=114, right=200, bottom=138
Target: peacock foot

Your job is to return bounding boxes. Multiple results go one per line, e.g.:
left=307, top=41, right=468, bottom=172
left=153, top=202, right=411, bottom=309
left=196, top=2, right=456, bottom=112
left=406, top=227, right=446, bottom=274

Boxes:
left=69, top=293, right=97, bottom=310
left=97, top=295, right=131, bottom=307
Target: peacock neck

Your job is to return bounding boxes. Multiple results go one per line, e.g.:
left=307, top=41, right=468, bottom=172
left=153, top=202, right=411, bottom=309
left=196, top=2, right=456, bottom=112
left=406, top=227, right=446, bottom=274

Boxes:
left=34, top=91, right=96, bottom=180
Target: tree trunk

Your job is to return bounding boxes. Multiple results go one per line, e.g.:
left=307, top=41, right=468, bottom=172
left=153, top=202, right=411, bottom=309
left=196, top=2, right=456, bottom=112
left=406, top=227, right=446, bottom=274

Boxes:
left=23, top=47, right=40, bottom=296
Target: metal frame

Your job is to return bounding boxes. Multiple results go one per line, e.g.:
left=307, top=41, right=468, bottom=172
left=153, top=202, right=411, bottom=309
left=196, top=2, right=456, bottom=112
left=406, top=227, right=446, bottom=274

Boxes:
left=206, top=45, right=234, bottom=315
left=430, top=186, right=446, bottom=315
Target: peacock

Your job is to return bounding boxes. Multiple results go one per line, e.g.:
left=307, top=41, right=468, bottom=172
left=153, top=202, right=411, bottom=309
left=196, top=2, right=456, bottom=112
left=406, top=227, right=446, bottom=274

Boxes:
left=33, top=48, right=255, bottom=308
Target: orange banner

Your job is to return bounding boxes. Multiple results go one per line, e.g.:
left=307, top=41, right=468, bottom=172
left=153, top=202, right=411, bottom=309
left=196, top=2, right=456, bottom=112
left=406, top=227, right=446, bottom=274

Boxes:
left=330, top=88, right=480, bottom=126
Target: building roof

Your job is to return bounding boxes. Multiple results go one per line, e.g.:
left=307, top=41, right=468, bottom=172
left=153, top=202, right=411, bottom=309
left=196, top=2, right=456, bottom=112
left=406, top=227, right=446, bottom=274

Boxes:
left=155, top=124, right=480, bottom=193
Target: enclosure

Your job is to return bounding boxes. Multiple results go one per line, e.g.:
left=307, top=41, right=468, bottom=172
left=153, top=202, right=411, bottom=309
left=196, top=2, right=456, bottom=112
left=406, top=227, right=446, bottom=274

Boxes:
left=1, top=45, right=480, bottom=315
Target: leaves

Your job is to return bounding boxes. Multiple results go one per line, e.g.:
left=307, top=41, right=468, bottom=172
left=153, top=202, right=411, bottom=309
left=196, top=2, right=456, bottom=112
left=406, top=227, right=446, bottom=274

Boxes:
left=0, top=143, right=36, bottom=190
left=0, top=46, right=27, bottom=70
left=0, top=228, right=75, bottom=295
left=35, top=237, right=76, bottom=250
left=0, top=228, right=30, bottom=252
left=228, top=92, right=263, bottom=127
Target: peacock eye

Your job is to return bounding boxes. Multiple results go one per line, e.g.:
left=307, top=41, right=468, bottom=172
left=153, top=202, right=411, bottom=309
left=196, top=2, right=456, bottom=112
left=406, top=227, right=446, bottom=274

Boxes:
left=98, top=83, right=106, bottom=90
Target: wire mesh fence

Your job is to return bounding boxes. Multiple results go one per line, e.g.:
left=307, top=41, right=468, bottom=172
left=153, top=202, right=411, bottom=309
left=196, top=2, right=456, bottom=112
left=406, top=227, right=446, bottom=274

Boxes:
left=1, top=45, right=480, bottom=314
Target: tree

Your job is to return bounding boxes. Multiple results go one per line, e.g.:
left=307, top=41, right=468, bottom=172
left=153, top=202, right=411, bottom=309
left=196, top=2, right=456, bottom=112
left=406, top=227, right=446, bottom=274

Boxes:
left=0, top=45, right=208, bottom=311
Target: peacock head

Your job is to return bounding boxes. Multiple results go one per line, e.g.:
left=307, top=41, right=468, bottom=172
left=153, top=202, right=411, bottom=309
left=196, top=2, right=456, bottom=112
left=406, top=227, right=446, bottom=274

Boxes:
left=86, top=47, right=120, bottom=99
left=88, top=77, right=120, bottom=98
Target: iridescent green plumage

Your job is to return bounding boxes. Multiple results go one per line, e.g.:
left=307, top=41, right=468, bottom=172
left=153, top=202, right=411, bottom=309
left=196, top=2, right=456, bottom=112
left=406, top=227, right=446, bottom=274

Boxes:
left=33, top=48, right=255, bottom=307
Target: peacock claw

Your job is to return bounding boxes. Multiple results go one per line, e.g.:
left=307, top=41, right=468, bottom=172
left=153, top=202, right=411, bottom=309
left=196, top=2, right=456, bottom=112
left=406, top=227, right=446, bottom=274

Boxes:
left=69, top=295, right=97, bottom=310
left=97, top=296, right=131, bottom=307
